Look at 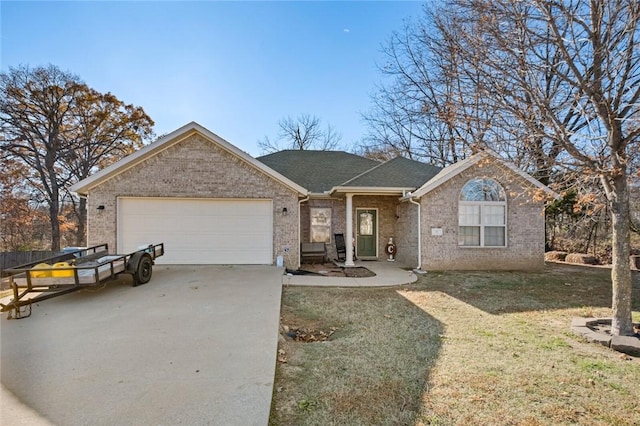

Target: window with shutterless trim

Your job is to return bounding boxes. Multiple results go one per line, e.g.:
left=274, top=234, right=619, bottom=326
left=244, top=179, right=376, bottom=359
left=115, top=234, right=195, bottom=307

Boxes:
left=458, top=178, right=506, bottom=247
left=310, top=207, right=332, bottom=243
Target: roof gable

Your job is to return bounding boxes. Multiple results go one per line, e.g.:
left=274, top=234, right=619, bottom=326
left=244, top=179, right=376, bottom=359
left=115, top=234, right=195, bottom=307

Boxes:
left=409, top=150, right=554, bottom=199
left=70, top=122, right=308, bottom=196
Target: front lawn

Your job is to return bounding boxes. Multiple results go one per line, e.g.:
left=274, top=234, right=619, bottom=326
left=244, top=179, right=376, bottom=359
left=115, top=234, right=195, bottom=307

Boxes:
left=270, top=264, right=640, bottom=425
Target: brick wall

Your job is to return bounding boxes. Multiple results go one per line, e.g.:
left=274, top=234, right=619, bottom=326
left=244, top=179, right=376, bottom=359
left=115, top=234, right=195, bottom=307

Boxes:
left=352, top=195, right=399, bottom=259
left=420, top=158, right=546, bottom=270
left=86, top=133, right=300, bottom=269
left=300, top=198, right=346, bottom=261
left=300, top=195, right=400, bottom=262
left=395, top=201, right=419, bottom=267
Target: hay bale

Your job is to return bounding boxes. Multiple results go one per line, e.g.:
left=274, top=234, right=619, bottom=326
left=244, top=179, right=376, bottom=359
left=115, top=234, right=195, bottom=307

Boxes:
left=566, top=253, right=598, bottom=265
left=545, top=251, right=568, bottom=261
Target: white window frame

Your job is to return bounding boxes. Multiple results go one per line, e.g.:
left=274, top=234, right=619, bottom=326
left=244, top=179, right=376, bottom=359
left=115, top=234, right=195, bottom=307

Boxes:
left=458, top=179, right=507, bottom=248
left=310, top=207, right=332, bottom=243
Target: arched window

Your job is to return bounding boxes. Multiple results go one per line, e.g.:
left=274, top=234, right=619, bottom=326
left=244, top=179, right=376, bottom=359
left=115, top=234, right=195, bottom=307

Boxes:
left=458, top=178, right=507, bottom=247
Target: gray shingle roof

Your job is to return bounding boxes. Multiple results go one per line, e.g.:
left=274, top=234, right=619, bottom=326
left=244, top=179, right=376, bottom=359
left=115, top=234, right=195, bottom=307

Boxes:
left=341, top=157, right=442, bottom=188
left=257, top=151, right=380, bottom=193
left=257, top=150, right=442, bottom=193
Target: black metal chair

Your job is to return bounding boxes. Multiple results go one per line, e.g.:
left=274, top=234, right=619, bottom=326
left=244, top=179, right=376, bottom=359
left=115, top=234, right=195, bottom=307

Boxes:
left=334, top=233, right=346, bottom=261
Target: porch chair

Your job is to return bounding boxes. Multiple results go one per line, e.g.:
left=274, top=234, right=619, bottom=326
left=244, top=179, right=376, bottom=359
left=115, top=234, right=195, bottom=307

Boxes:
left=334, top=233, right=357, bottom=262
left=334, top=233, right=346, bottom=261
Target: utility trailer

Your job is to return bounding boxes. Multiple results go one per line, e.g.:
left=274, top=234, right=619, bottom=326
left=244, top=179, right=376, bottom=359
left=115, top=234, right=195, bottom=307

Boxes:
left=0, top=243, right=164, bottom=319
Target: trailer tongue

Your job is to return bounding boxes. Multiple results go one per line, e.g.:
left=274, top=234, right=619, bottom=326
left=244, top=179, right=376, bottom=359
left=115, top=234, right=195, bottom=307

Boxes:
left=1, top=243, right=164, bottom=319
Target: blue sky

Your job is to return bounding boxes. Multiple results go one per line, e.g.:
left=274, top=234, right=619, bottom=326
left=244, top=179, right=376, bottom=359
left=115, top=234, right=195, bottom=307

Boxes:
left=1, top=1, right=425, bottom=156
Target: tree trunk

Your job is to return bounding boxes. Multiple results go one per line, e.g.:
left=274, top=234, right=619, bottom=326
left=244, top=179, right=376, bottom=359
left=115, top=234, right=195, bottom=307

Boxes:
left=49, top=201, right=61, bottom=252
left=75, top=196, right=87, bottom=247
left=609, top=173, right=633, bottom=336
left=592, top=220, right=597, bottom=258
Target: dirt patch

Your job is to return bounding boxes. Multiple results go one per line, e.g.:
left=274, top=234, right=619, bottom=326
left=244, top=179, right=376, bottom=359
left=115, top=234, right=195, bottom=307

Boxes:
left=281, top=325, right=337, bottom=343
left=271, top=286, right=439, bottom=425
left=287, top=263, right=375, bottom=278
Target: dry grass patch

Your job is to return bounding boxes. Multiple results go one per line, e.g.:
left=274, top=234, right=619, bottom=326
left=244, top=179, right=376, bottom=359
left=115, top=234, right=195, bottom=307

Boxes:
left=271, top=287, right=442, bottom=425
left=270, top=265, right=640, bottom=425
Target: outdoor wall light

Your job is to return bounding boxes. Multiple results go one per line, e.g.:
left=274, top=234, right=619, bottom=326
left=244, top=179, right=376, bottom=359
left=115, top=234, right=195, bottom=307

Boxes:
left=97, top=205, right=105, bottom=211
left=282, top=207, right=288, bottom=216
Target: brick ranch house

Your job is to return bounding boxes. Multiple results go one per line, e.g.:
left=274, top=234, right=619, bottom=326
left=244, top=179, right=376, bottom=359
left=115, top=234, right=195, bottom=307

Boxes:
left=70, top=122, right=553, bottom=270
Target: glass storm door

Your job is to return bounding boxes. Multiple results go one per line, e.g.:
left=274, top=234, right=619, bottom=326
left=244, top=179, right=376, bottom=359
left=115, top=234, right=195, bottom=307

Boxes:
left=356, top=209, right=377, bottom=257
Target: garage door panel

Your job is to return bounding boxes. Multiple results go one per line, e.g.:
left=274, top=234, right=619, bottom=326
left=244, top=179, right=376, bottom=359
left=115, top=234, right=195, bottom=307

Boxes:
left=118, top=198, right=273, bottom=264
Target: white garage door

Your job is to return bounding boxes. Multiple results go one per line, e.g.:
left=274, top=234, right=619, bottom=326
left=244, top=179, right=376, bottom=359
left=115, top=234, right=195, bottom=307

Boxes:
left=117, top=198, right=273, bottom=264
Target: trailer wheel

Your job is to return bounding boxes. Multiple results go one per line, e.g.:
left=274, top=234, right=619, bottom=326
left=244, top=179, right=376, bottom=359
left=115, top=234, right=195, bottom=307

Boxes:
left=133, top=254, right=153, bottom=286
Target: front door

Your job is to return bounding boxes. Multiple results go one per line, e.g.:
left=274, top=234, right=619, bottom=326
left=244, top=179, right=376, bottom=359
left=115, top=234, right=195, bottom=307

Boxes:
left=356, top=209, right=377, bottom=258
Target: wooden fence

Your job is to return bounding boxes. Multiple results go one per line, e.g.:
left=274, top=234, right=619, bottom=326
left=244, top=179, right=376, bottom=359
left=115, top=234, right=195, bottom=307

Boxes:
left=1, top=251, right=56, bottom=275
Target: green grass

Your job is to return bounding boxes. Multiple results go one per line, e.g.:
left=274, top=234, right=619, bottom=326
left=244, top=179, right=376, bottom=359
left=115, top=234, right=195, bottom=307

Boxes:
left=270, top=264, right=640, bottom=425
left=539, top=336, right=572, bottom=350
left=575, top=358, right=615, bottom=372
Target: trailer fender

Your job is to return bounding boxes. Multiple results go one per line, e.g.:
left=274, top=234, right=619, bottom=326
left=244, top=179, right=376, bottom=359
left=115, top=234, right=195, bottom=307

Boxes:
left=127, top=252, right=153, bottom=286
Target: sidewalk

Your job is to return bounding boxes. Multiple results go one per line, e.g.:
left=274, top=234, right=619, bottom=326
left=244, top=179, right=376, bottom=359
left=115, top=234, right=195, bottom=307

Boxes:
left=282, top=260, right=418, bottom=287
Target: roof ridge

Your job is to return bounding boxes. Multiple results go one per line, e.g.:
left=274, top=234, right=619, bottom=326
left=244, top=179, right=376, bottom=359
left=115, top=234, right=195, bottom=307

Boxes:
left=338, top=157, right=394, bottom=186
left=259, top=149, right=365, bottom=155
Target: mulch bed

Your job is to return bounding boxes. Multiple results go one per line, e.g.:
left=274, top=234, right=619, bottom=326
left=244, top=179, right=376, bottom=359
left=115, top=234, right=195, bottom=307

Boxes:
left=286, top=262, right=376, bottom=278
left=588, top=320, right=640, bottom=337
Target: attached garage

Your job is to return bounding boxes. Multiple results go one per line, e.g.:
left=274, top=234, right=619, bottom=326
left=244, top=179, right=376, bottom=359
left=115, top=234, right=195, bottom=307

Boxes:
left=117, top=198, right=273, bottom=264
left=70, top=122, right=307, bottom=269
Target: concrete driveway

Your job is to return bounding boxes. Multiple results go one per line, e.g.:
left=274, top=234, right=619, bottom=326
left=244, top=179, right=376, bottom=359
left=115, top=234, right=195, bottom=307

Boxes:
left=1, top=265, right=283, bottom=425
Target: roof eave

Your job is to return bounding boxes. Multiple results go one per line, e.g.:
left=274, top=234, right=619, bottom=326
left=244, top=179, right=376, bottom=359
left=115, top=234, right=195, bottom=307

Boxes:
left=329, top=186, right=415, bottom=196
left=307, top=192, right=343, bottom=199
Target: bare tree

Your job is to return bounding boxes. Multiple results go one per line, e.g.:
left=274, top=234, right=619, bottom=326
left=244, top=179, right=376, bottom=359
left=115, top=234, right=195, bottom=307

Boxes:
left=364, top=0, right=638, bottom=335
left=362, top=10, right=510, bottom=167
left=258, top=114, right=342, bottom=153
left=363, top=3, right=575, bottom=178
left=1, top=64, right=154, bottom=250
left=1, top=65, right=83, bottom=250
left=61, top=88, right=154, bottom=245
left=632, top=183, right=640, bottom=234
left=0, top=158, right=48, bottom=250
left=441, top=0, right=639, bottom=335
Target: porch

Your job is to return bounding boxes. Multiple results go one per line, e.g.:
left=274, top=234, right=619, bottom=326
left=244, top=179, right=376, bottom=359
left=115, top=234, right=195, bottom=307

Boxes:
left=300, top=194, right=414, bottom=266
left=283, top=260, right=418, bottom=287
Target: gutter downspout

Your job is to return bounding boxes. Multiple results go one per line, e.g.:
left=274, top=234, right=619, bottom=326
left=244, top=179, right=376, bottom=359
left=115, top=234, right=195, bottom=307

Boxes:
left=297, top=196, right=310, bottom=268
left=408, top=196, right=425, bottom=273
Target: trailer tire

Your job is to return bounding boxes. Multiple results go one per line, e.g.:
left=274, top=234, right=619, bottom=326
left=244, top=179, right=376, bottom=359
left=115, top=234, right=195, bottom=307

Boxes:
left=130, top=253, right=153, bottom=286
